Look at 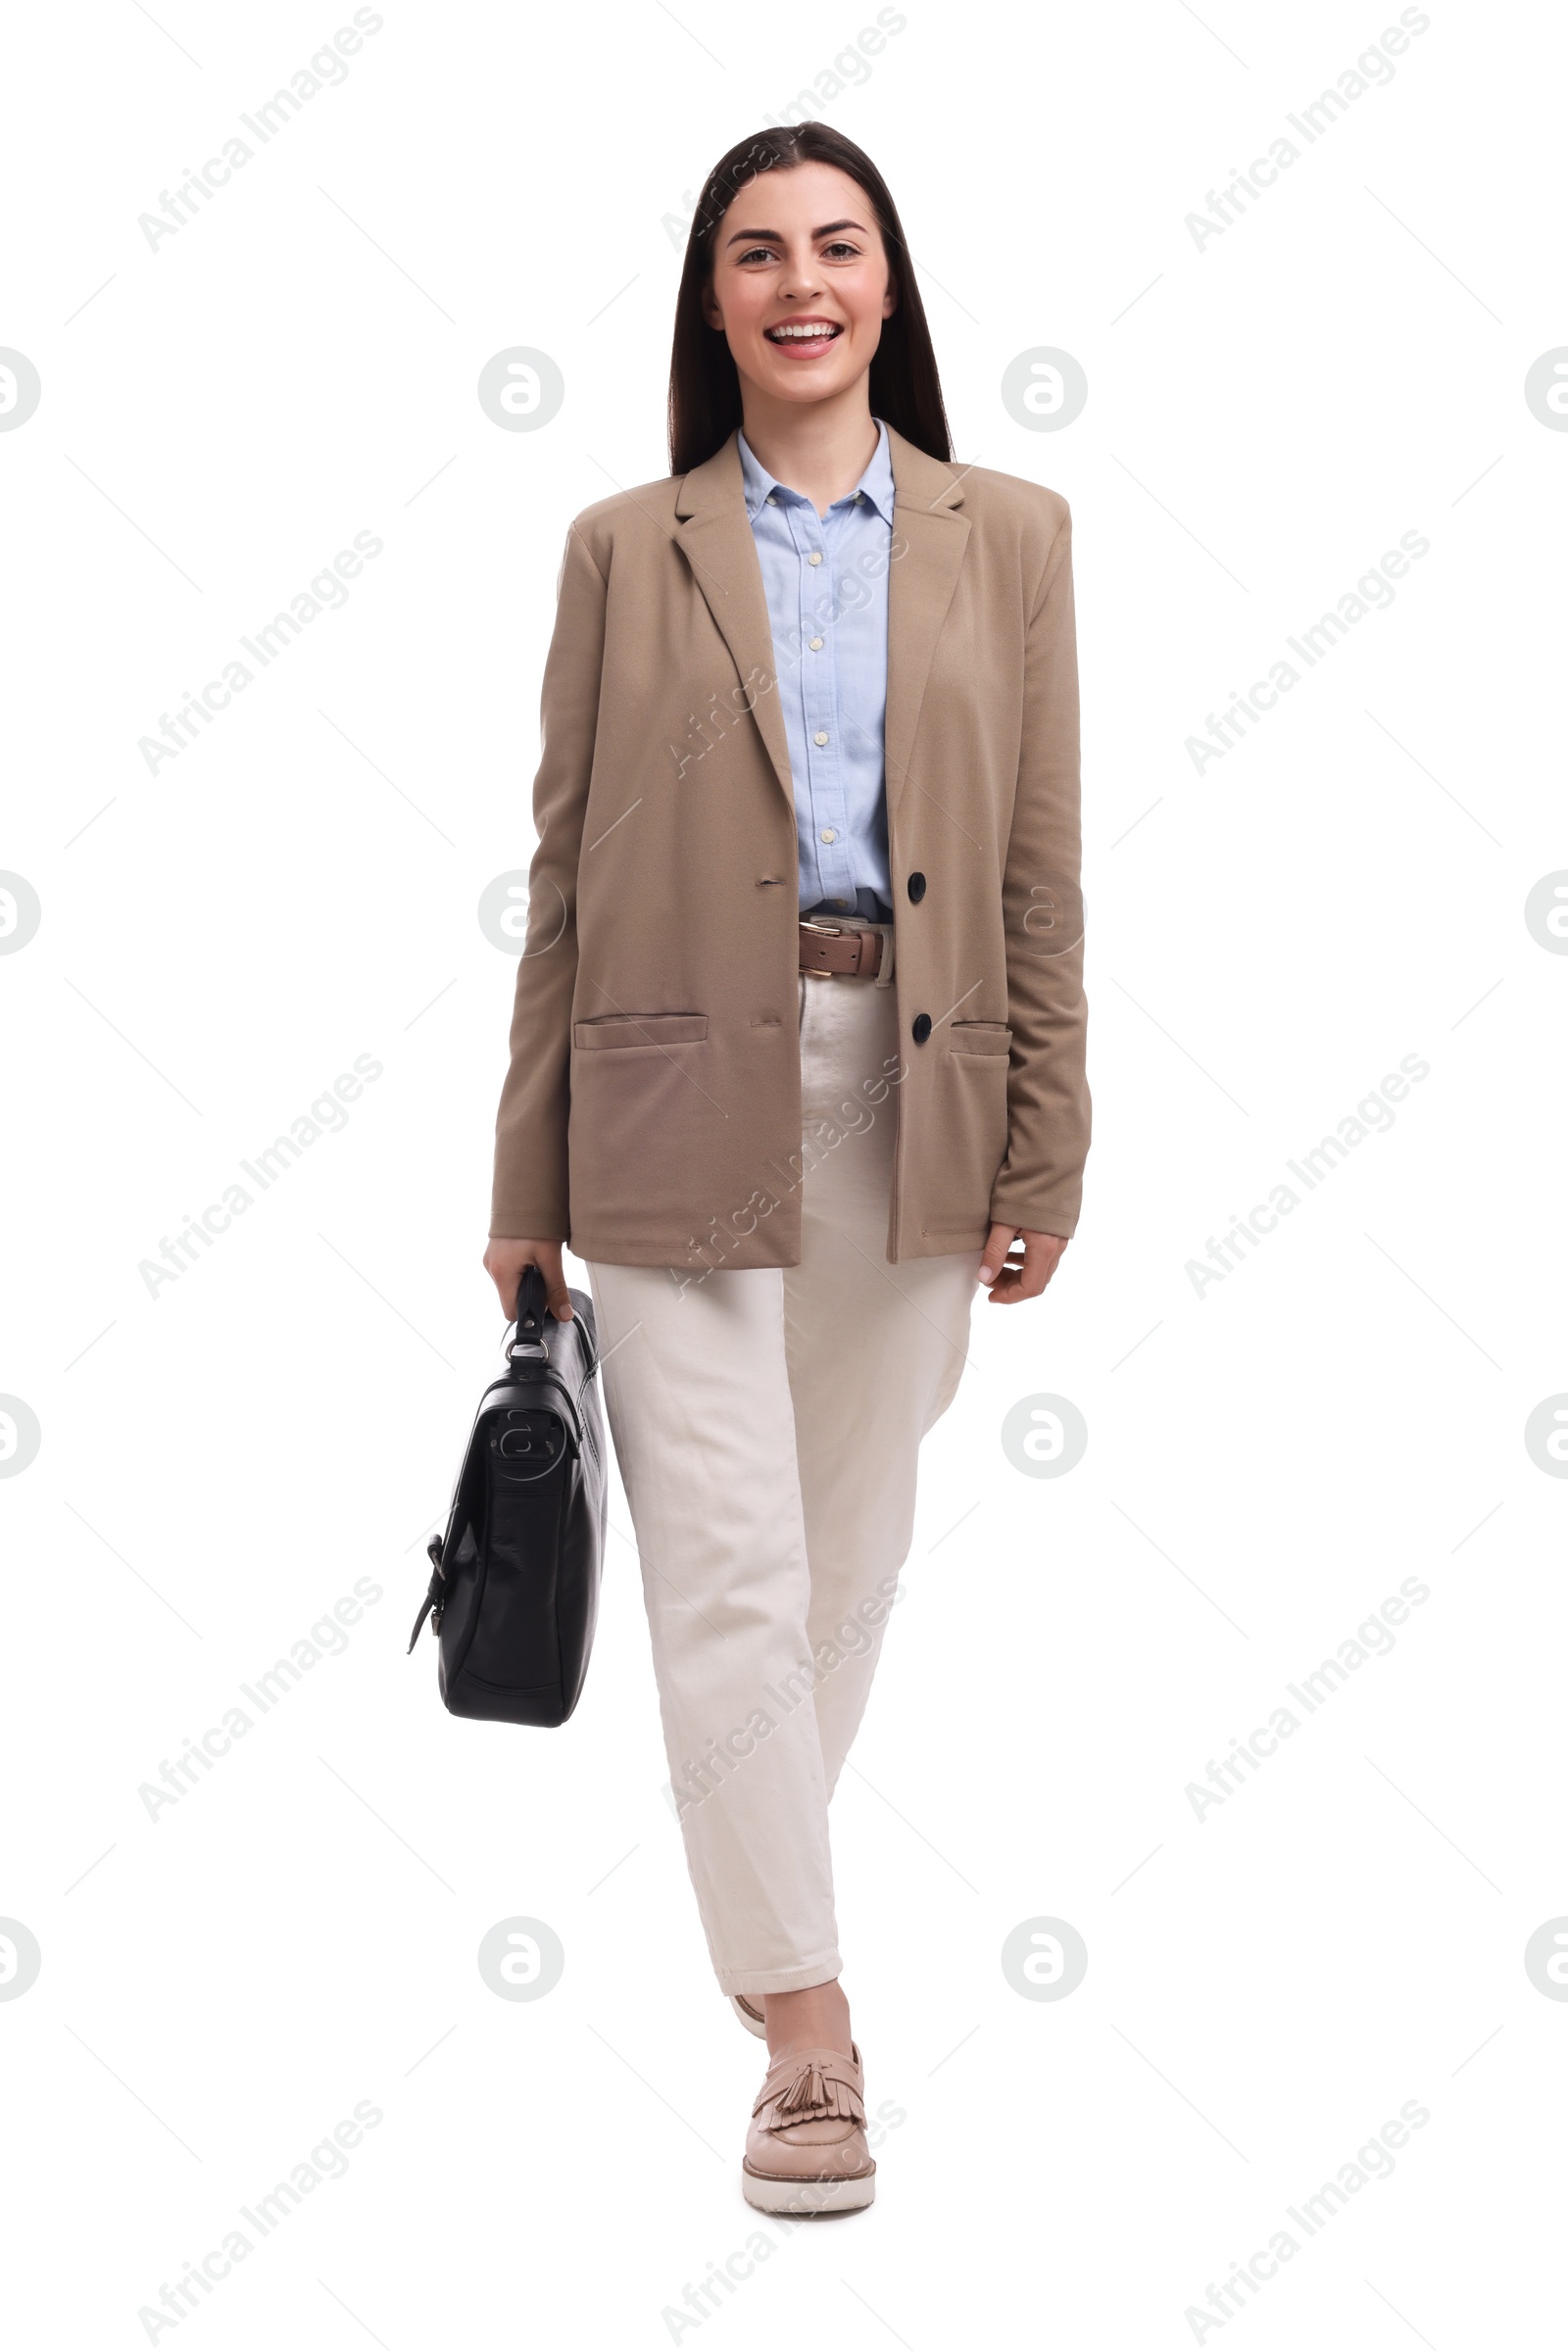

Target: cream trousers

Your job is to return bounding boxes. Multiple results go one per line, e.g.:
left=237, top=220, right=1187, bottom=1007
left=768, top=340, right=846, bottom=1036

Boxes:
left=586, top=934, right=981, bottom=1996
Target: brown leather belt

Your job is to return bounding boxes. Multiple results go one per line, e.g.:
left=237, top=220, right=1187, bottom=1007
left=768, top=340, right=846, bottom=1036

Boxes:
left=799, top=920, right=884, bottom=978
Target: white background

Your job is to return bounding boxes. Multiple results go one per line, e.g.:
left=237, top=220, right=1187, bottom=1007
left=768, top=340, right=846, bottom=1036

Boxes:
left=3, top=0, right=1565, bottom=2342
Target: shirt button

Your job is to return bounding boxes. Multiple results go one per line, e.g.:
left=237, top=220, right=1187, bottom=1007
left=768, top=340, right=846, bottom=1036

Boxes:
left=813, top=731, right=829, bottom=746
left=911, top=1013, right=933, bottom=1045
left=820, top=828, right=837, bottom=844
left=765, top=493, right=777, bottom=505
left=808, top=637, right=823, bottom=650
left=807, top=551, right=823, bottom=565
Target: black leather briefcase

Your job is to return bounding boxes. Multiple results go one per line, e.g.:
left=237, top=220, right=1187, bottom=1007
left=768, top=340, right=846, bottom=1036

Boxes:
left=408, top=1268, right=606, bottom=1726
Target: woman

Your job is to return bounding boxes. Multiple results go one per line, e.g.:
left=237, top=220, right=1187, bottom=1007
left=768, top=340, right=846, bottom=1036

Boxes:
left=482, top=122, right=1089, bottom=2215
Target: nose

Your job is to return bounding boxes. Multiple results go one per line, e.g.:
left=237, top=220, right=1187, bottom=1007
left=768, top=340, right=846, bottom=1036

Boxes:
left=776, top=245, right=821, bottom=302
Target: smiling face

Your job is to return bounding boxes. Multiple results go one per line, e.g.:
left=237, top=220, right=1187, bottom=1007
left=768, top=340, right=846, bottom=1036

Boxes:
left=701, top=159, right=897, bottom=410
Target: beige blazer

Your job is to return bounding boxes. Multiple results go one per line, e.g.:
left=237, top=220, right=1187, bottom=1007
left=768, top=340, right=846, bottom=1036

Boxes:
left=490, top=422, right=1090, bottom=1271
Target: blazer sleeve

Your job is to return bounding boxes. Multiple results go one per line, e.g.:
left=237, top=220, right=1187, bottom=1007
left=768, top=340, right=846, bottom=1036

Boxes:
left=988, top=502, right=1091, bottom=1241
left=489, top=520, right=608, bottom=1240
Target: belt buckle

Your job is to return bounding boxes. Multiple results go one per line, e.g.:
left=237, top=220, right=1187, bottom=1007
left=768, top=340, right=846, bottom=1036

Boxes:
left=800, top=916, right=842, bottom=977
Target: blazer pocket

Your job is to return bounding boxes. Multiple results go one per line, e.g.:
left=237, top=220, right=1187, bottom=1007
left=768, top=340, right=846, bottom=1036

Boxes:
left=948, top=1020, right=1012, bottom=1056
left=572, top=1013, right=709, bottom=1051
left=924, top=1023, right=1012, bottom=1240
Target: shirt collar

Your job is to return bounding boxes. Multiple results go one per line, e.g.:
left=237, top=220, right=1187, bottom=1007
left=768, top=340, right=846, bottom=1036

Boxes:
left=737, top=416, right=896, bottom=525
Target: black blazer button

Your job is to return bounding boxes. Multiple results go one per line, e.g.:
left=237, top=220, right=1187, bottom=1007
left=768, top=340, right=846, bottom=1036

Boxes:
left=906, top=871, right=926, bottom=904
left=911, top=1012, right=932, bottom=1045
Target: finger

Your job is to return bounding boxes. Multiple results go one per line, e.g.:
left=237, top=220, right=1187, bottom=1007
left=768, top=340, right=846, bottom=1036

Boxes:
left=1016, top=1236, right=1054, bottom=1298
left=977, top=1222, right=1017, bottom=1285
left=541, top=1255, right=573, bottom=1320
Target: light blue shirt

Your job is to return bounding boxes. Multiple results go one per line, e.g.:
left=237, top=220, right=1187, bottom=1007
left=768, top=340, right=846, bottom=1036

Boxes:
left=737, top=417, right=896, bottom=917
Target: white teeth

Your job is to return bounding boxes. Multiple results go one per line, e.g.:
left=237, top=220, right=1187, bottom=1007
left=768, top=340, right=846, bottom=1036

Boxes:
left=767, top=323, right=840, bottom=340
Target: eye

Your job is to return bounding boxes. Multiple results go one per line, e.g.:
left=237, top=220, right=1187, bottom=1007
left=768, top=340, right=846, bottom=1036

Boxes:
left=822, top=241, right=861, bottom=259
left=734, top=245, right=777, bottom=266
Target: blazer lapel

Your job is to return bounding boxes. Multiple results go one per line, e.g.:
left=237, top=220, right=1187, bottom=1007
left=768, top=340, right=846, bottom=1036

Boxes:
left=672, top=421, right=973, bottom=826
left=883, top=424, right=971, bottom=828
left=673, top=433, right=794, bottom=810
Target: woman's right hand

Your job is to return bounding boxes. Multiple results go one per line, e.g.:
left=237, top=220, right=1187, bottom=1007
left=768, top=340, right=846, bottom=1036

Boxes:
left=482, top=1238, right=574, bottom=1322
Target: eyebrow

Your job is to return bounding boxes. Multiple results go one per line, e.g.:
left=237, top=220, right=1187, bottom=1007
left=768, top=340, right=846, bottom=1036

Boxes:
left=724, top=218, right=869, bottom=248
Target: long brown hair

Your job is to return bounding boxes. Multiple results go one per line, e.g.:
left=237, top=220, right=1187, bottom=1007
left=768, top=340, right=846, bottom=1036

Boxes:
left=668, top=123, right=953, bottom=476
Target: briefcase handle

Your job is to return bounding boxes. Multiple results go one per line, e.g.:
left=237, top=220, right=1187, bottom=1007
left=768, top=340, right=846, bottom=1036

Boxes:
left=506, top=1265, right=599, bottom=1389
left=509, top=1264, right=551, bottom=1362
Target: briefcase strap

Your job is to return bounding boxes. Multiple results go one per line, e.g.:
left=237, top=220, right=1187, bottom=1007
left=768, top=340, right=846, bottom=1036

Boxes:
left=407, top=1535, right=445, bottom=1653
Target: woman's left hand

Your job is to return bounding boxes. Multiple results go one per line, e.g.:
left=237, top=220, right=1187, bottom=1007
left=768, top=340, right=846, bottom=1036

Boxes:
left=977, top=1224, right=1068, bottom=1303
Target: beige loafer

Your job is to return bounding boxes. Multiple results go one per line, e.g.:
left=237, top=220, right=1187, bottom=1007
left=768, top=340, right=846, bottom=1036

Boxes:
left=729, top=1992, right=767, bottom=2038
left=741, top=2040, right=876, bottom=2215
